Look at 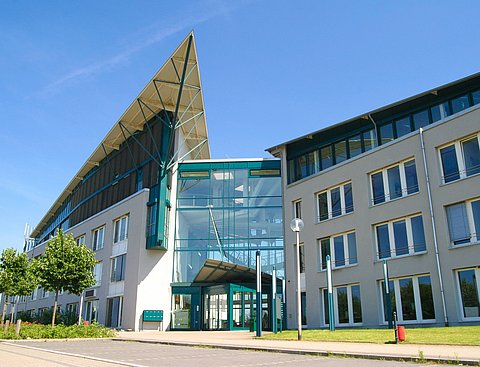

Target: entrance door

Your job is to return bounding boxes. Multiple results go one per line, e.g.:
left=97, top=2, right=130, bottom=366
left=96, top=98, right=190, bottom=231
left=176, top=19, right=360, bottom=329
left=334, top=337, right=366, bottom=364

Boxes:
left=172, top=290, right=201, bottom=330
left=204, top=292, right=228, bottom=330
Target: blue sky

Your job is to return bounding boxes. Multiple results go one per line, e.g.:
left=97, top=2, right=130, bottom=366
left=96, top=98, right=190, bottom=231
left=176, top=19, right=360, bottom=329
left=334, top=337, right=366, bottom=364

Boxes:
left=1, top=0, right=479, bottom=251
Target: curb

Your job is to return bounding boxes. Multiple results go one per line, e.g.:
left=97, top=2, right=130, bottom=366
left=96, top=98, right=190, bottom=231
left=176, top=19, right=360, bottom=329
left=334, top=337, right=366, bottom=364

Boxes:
left=112, top=338, right=480, bottom=366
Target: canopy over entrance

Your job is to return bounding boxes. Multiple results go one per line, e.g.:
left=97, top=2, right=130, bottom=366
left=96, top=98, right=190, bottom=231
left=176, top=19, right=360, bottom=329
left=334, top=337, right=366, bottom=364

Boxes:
left=192, top=259, right=275, bottom=285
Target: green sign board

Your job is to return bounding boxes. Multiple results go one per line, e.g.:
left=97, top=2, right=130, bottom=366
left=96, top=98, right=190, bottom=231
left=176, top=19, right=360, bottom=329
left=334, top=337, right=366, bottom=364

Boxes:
left=143, top=310, right=163, bottom=322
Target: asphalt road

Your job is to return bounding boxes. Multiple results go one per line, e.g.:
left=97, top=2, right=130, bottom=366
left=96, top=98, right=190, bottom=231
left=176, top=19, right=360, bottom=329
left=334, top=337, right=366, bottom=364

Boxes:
left=0, top=340, right=429, bottom=367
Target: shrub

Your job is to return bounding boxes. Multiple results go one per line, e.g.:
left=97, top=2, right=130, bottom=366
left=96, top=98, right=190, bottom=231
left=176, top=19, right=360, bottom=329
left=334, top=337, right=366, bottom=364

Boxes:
left=0, top=322, right=115, bottom=340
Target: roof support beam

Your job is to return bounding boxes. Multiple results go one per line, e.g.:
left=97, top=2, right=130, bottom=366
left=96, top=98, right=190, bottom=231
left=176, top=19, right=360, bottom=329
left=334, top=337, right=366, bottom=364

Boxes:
left=118, top=122, right=163, bottom=169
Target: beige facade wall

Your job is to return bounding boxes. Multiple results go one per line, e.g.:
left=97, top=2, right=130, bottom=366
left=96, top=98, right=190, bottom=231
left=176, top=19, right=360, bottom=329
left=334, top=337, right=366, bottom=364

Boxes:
left=281, top=105, right=480, bottom=328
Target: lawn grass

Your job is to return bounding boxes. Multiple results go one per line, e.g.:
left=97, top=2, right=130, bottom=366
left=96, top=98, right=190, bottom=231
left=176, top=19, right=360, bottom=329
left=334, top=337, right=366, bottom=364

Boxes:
left=0, top=323, right=115, bottom=340
left=260, top=326, right=480, bottom=345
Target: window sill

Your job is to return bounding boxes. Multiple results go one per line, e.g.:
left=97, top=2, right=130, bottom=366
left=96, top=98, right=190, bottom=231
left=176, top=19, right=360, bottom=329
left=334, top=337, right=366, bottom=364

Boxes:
left=440, top=171, right=480, bottom=187
left=375, top=250, right=427, bottom=262
left=316, top=211, right=354, bottom=225
left=449, top=241, right=479, bottom=250
left=318, top=263, right=358, bottom=273
left=370, top=191, right=420, bottom=208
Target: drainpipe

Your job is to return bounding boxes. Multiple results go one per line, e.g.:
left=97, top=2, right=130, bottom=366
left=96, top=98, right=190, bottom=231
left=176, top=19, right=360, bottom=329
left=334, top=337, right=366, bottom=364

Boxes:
left=419, top=128, right=449, bottom=326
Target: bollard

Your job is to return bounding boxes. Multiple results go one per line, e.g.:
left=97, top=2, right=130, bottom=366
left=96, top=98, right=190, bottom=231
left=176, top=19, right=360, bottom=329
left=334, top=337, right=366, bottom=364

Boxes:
left=393, top=311, right=398, bottom=344
left=15, top=320, right=21, bottom=337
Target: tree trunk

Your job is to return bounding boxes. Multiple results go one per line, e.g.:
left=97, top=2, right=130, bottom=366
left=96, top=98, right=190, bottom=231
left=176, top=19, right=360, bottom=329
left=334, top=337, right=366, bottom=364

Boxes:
left=10, top=296, right=16, bottom=323
left=51, top=290, right=58, bottom=327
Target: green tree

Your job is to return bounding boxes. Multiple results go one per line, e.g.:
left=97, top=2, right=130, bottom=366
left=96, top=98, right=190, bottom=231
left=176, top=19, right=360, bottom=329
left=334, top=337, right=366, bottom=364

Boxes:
left=0, top=248, right=37, bottom=325
left=35, top=229, right=97, bottom=327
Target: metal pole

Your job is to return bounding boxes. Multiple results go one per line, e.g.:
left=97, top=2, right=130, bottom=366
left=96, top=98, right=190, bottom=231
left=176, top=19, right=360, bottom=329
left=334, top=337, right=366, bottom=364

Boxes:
left=78, top=292, right=84, bottom=325
left=295, top=231, right=302, bottom=340
left=419, top=128, right=449, bottom=326
left=326, top=255, right=335, bottom=331
left=272, top=266, right=277, bottom=333
left=383, top=260, right=393, bottom=329
left=256, top=250, right=262, bottom=337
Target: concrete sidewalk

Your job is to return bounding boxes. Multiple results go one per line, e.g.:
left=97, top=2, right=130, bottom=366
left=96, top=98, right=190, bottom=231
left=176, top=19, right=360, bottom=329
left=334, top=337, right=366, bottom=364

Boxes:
left=115, top=330, right=480, bottom=365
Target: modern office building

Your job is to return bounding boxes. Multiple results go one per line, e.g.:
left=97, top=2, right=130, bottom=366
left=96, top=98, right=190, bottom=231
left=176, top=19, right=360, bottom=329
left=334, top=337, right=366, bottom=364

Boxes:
left=10, top=33, right=284, bottom=331
left=268, top=73, right=480, bottom=328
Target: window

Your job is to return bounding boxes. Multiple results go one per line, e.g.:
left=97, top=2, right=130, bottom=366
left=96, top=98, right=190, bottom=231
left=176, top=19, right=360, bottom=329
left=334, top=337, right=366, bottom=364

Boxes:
left=318, top=231, right=357, bottom=270
left=456, top=268, right=480, bottom=319
left=84, top=300, right=98, bottom=323
left=375, top=214, right=426, bottom=259
left=322, top=284, right=362, bottom=326
left=451, top=94, right=471, bottom=114
left=446, top=198, right=480, bottom=246
left=320, top=146, right=333, bottom=171
left=76, top=235, right=86, bottom=246
left=439, top=134, right=480, bottom=183
left=106, top=296, right=123, bottom=328
left=473, top=90, right=480, bottom=105
left=114, top=216, right=128, bottom=243
left=299, top=243, right=305, bottom=274
left=93, top=262, right=103, bottom=286
left=301, top=292, right=307, bottom=326
left=431, top=102, right=451, bottom=122
left=66, top=303, right=79, bottom=314
left=41, top=288, right=49, bottom=298
left=363, top=129, right=377, bottom=152
left=370, top=159, right=418, bottom=205
left=348, top=134, right=362, bottom=158
left=412, top=110, right=430, bottom=130
left=110, top=254, right=126, bottom=282
left=317, top=182, right=353, bottom=221
left=334, top=140, right=347, bottom=164
left=381, top=275, right=435, bottom=323
left=379, top=123, right=394, bottom=145
left=395, top=116, right=412, bottom=138
left=293, top=200, right=302, bottom=219
left=92, top=226, right=105, bottom=251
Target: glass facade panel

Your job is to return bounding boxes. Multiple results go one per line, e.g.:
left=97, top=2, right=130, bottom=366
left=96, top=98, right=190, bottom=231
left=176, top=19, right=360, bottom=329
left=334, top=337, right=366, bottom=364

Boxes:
left=348, top=135, right=362, bottom=158
left=379, top=123, right=394, bottom=145
left=330, top=187, right=341, bottom=217
left=404, top=160, right=419, bottom=194
left=320, top=238, right=330, bottom=270
left=431, top=102, right=451, bottom=122
left=399, top=278, right=416, bottom=321
left=387, top=166, right=402, bottom=200
left=318, top=192, right=328, bottom=221
left=382, top=280, right=396, bottom=322
left=372, top=172, right=385, bottom=204
left=175, top=162, right=283, bottom=284
left=351, top=285, right=362, bottom=323
left=446, top=203, right=470, bottom=245
left=458, top=269, right=480, bottom=318
left=393, top=220, right=408, bottom=256
left=321, top=146, right=333, bottom=170
left=462, top=138, right=480, bottom=177
left=451, top=94, right=471, bottom=114
left=418, top=276, right=435, bottom=320
left=440, top=145, right=460, bottom=183
left=412, top=110, right=430, bottom=130
left=334, top=140, right=347, bottom=164
left=411, top=215, right=426, bottom=252
left=377, top=224, right=390, bottom=259
left=395, top=116, right=411, bottom=137
left=344, top=183, right=353, bottom=213
left=337, top=287, right=349, bottom=324
left=472, top=200, right=480, bottom=240
left=333, top=235, right=345, bottom=267
left=363, top=129, right=377, bottom=151
left=347, top=232, right=357, bottom=264
left=473, top=90, right=480, bottom=105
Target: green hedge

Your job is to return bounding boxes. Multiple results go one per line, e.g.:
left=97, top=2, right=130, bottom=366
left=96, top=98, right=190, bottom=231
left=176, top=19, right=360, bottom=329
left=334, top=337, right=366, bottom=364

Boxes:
left=0, top=322, right=115, bottom=339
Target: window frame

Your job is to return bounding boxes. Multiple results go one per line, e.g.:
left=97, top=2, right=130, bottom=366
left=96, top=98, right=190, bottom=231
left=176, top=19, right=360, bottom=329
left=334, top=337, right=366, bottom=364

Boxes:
left=446, top=198, right=480, bottom=247
left=110, top=254, right=126, bottom=282
left=380, top=274, right=435, bottom=324
left=438, top=132, right=480, bottom=184
left=321, top=283, right=362, bottom=327
left=455, top=267, right=480, bottom=321
left=369, top=158, right=419, bottom=205
left=75, top=234, right=86, bottom=246
left=293, top=199, right=302, bottom=220
left=317, top=231, right=357, bottom=270
left=92, top=225, right=105, bottom=251
left=113, top=215, right=129, bottom=244
left=93, top=261, right=103, bottom=287
left=316, top=181, right=354, bottom=222
left=374, top=214, right=427, bottom=260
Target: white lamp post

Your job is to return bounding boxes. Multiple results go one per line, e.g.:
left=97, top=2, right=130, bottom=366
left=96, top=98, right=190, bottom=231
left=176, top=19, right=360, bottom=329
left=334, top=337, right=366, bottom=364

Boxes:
left=290, top=218, right=304, bottom=341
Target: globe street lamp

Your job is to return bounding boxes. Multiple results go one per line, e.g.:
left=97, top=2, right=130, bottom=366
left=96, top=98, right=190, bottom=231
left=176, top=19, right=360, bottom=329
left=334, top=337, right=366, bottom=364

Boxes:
left=290, top=218, right=304, bottom=341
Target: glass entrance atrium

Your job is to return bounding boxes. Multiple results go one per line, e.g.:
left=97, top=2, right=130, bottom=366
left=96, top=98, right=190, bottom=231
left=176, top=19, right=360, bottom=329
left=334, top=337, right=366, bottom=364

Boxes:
left=172, top=160, right=283, bottom=330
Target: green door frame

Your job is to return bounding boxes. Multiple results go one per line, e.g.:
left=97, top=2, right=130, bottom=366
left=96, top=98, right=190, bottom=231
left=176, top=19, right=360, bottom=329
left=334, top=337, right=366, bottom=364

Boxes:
left=171, top=286, right=201, bottom=330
